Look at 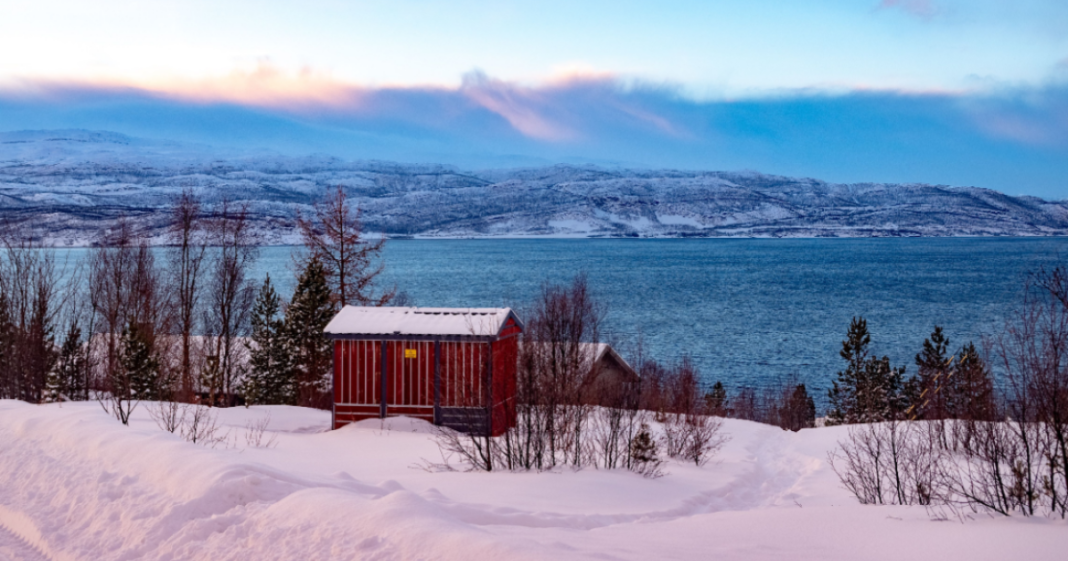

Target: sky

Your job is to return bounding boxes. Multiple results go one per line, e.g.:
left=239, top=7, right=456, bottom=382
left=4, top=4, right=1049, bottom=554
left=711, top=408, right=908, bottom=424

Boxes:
left=1, top=0, right=1067, bottom=197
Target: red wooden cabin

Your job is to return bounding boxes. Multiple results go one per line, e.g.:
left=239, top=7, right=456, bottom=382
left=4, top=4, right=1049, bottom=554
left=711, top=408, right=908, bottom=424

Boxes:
left=323, top=306, right=523, bottom=436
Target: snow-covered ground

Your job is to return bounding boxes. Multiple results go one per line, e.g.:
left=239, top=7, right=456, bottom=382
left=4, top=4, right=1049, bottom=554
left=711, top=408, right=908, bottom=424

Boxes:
left=0, top=400, right=1064, bottom=560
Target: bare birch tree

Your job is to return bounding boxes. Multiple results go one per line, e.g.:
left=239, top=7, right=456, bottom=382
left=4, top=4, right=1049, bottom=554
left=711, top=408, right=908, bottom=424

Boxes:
left=87, top=219, right=167, bottom=423
left=0, top=224, right=77, bottom=402
left=203, top=200, right=257, bottom=406
left=297, top=185, right=394, bottom=307
left=166, top=189, right=207, bottom=402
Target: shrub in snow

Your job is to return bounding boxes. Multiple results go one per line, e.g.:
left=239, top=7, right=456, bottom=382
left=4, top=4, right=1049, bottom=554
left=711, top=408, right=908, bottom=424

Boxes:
left=244, top=412, right=278, bottom=449
left=148, top=399, right=186, bottom=434
left=662, top=413, right=727, bottom=467
left=182, top=403, right=226, bottom=447
left=431, top=421, right=496, bottom=472
left=588, top=404, right=644, bottom=470
left=645, top=357, right=728, bottom=466
left=509, top=274, right=602, bottom=470
left=832, top=415, right=1067, bottom=518
left=830, top=420, right=938, bottom=507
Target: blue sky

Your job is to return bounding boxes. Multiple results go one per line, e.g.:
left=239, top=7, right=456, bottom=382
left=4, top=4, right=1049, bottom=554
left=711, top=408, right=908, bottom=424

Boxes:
left=1, top=0, right=1066, bottom=197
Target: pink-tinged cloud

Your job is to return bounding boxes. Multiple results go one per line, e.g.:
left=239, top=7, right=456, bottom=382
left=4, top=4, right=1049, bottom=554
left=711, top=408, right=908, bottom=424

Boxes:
left=0, top=68, right=693, bottom=145
left=460, top=72, right=576, bottom=141
left=879, top=0, right=938, bottom=19
left=1, top=71, right=1067, bottom=199
left=0, top=64, right=374, bottom=113
left=964, top=88, right=1068, bottom=147
left=153, top=63, right=368, bottom=111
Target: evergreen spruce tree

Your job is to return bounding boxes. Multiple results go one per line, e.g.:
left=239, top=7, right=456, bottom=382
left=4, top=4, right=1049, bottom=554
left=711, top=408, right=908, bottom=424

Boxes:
left=781, top=384, right=817, bottom=431
left=0, top=293, right=12, bottom=399
left=244, top=275, right=296, bottom=405
left=704, top=381, right=729, bottom=416
left=828, top=317, right=907, bottom=424
left=828, top=317, right=869, bottom=424
left=107, top=321, right=160, bottom=424
left=120, top=321, right=161, bottom=402
left=628, top=422, right=663, bottom=476
left=285, top=258, right=335, bottom=408
left=913, top=326, right=951, bottom=419
left=950, top=342, right=995, bottom=421
left=45, top=324, right=87, bottom=402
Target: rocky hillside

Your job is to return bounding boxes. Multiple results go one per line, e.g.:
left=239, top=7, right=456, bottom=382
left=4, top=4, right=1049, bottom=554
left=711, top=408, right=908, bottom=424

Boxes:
left=2, top=130, right=1066, bottom=244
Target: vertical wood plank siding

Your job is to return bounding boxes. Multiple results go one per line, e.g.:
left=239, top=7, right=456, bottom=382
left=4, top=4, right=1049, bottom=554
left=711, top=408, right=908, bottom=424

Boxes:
left=331, top=316, right=521, bottom=435
left=333, top=340, right=383, bottom=426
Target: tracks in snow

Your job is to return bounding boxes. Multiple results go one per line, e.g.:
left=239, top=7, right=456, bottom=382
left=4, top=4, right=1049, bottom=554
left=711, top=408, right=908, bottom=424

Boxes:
left=0, top=505, right=75, bottom=561
left=0, top=524, right=48, bottom=561
left=428, top=428, right=822, bottom=531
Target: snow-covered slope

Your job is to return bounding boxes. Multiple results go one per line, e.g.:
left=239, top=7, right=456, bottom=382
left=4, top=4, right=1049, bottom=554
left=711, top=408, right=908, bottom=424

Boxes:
left=0, top=400, right=1064, bottom=560
left=2, top=130, right=1068, bottom=244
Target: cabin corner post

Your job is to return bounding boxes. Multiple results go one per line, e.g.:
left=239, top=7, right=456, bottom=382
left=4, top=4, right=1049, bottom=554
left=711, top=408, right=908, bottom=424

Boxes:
left=330, top=339, right=337, bottom=430
left=380, top=341, right=388, bottom=418
left=485, top=342, right=494, bottom=436
left=433, top=340, right=441, bottom=425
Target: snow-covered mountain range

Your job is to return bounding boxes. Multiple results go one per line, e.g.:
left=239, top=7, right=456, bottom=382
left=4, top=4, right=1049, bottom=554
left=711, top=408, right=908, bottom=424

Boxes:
left=2, top=130, right=1066, bottom=245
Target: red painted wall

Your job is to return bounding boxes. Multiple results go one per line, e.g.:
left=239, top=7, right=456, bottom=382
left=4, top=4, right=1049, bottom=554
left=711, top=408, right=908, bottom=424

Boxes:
left=332, top=327, right=520, bottom=435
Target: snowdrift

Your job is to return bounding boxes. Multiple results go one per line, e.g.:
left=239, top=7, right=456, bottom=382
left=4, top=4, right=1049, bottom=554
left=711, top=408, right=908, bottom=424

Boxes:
left=0, top=400, right=1064, bottom=560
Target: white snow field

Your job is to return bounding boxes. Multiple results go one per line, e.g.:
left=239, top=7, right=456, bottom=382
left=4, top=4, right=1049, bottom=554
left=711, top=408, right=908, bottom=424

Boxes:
left=0, top=400, right=1064, bottom=561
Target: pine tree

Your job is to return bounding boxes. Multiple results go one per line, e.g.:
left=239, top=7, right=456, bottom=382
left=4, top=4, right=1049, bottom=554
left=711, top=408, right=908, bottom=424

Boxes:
left=828, top=317, right=907, bottom=424
left=244, top=275, right=295, bottom=405
left=45, top=324, right=87, bottom=402
left=285, top=258, right=335, bottom=408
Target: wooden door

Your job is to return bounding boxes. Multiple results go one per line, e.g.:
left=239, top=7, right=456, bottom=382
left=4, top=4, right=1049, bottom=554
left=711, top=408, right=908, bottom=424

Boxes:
left=385, top=340, right=435, bottom=420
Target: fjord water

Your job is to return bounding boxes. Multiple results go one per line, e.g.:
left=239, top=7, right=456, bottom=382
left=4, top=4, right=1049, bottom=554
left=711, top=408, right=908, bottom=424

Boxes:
left=258, top=237, right=1068, bottom=401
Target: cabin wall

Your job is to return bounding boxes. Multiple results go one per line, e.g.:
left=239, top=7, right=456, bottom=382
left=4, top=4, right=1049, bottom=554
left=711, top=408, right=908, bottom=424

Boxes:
left=333, top=340, right=383, bottom=427
left=490, top=334, right=519, bottom=435
left=385, top=340, right=435, bottom=421
left=332, top=337, right=520, bottom=434
left=438, top=341, right=486, bottom=409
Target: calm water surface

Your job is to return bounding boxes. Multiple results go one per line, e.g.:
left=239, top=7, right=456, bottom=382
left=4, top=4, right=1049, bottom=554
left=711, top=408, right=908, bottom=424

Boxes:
left=54, top=238, right=1068, bottom=403
left=257, top=238, right=1068, bottom=401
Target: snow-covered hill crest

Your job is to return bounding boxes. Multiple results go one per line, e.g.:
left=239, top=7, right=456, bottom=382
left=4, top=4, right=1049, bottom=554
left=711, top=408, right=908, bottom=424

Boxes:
left=2, top=130, right=1066, bottom=245
left=1, top=400, right=1065, bottom=560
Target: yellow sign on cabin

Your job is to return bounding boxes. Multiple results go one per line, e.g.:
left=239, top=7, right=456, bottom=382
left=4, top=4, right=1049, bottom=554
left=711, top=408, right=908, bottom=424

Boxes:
left=404, top=348, right=417, bottom=359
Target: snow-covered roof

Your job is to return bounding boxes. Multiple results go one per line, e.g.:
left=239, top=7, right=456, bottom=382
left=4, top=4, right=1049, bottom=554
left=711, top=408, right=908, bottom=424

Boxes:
left=324, top=306, right=523, bottom=339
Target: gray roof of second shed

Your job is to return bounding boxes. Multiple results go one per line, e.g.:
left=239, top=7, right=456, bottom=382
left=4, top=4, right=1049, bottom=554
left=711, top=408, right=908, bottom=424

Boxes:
left=324, top=306, right=523, bottom=338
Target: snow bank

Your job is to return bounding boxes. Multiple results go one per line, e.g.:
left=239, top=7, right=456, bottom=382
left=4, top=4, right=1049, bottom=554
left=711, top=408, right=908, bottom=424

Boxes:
left=0, top=400, right=1065, bottom=560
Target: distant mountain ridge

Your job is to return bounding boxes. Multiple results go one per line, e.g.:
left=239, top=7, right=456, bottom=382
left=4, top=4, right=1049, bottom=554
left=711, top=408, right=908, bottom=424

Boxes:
left=1, top=129, right=1066, bottom=245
